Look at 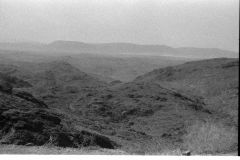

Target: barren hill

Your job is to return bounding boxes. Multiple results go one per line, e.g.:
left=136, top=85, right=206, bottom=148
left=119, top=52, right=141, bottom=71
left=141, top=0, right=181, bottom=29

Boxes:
left=135, top=58, right=239, bottom=123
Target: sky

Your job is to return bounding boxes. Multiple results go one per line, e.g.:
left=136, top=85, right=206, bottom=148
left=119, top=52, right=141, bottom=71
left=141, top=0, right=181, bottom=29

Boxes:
left=0, top=0, right=238, bottom=51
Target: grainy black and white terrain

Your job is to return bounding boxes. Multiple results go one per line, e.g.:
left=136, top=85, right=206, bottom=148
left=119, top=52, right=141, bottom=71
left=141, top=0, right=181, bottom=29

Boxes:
left=0, top=42, right=238, bottom=155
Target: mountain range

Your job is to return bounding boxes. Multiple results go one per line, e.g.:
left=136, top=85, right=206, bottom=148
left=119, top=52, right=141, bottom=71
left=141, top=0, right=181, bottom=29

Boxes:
left=0, top=41, right=238, bottom=59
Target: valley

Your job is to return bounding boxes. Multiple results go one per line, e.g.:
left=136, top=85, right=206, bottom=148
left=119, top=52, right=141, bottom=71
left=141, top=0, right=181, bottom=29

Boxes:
left=0, top=45, right=238, bottom=155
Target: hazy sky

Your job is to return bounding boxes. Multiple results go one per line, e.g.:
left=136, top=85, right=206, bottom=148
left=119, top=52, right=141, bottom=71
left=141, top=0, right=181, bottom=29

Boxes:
left=0, top=0, right=238, bottom=51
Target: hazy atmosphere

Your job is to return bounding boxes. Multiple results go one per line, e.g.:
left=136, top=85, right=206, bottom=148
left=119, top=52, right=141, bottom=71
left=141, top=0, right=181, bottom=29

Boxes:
left=0, top=0, right=238, bottom=51
left=0, top=0, right=239, bottom=156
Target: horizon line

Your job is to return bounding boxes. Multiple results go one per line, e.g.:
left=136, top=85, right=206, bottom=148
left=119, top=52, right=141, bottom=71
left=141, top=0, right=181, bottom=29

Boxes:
left=0, top=40, right=238, bottom=52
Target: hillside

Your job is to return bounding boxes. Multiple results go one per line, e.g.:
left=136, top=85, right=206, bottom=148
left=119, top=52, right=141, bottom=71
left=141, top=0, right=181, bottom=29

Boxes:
left=63, top=54, right=188, bottom=82
left=0, top=57, right=238, bottom=154
left=0, top=49, right=189, bottom=82
left=66, top=58, right=238, bottom=153
left=68, top=82, right=216, bottom=153
left=0, top=60, right=107, bottom=112
left=135, top=58, right=239, bottom=123
left=0, top=76, right=117, bottom=149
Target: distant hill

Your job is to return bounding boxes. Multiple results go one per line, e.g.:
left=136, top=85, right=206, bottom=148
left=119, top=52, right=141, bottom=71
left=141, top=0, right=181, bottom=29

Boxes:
left=0, top=60, right=106, bottom=88
left=0, top=60, right=107, bottom=112
left=64, top=54, right=188, bottom=82
left=0, top=41, right=238, bottom=58
left=0, top=49, right=190, bottom=82
left=0, top=42, right=44, bottom=52
left=47, top=41, right=172, bottom=54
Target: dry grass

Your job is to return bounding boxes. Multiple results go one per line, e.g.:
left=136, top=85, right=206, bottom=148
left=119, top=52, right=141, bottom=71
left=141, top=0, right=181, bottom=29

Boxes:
left=0, top=144, right=127, bottom=155
left=183, top=119, right=238, bottom=154
left=153, top=149, right=182, bottom=156
left=121, top=136, right=183, bottom=155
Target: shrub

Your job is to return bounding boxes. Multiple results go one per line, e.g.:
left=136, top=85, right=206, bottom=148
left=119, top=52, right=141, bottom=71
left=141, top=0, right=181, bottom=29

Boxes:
left=64, top=86, right=79, bottom=93
left=183, top=119, right=237, bottom=154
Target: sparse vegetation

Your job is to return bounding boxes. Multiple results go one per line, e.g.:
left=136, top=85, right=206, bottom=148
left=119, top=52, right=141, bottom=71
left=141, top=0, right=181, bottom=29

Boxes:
left=0, top=52, right=238, bottom=155
left=182, top=119, right=238, bottom=154
left=0, top=144, right=126, bottom=154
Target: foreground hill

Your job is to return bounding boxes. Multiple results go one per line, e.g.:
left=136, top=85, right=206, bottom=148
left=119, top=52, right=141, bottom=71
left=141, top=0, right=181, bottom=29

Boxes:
left=69, top=81, right=216, bottom=153
left=67, top=58, right=238, bottom=154
left=135, top=58, right=239, bottom=123
left=0, top=76, right=117, bottom=149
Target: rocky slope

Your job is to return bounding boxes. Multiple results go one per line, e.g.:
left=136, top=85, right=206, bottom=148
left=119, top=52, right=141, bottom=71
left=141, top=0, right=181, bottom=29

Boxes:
left=0, top=61, right=106, bottom=111
left=0, top=75, right=117, bottom=149
left=69, top=81, right=214, bottom=152
left=135, top=58, right=239, bottom=124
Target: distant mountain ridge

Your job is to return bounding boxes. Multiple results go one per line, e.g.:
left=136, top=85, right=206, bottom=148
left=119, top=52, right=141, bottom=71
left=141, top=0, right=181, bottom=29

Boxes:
left=0, top=41, right=238, bottom=58
left=48, top=40, right=173, bottom=53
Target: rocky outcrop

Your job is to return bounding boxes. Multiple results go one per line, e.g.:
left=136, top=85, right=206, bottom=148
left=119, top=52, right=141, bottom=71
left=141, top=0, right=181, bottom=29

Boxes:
left=0, top=89, right=118, bottom=149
